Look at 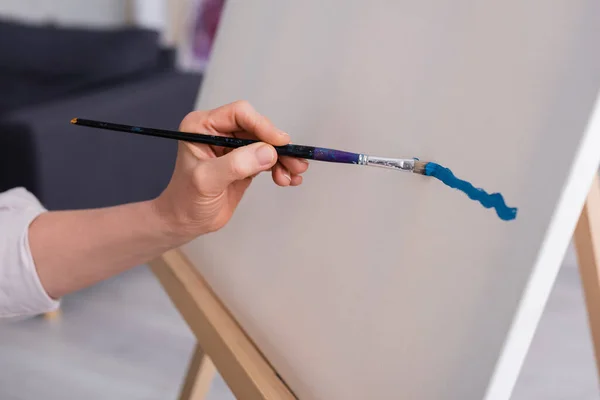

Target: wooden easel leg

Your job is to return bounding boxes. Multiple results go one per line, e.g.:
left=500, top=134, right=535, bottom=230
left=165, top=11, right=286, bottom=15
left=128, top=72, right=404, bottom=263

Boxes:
left=178, top=343, right=216, bottom=400
left=148, top=250, right=295, bottom=400
left=43, top=309, right=61, bottom=320
left=574, top=173, right=600, bottom=381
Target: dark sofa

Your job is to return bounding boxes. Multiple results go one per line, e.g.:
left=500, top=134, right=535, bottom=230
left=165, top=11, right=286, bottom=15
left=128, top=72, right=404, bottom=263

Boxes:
left=0, top=19, right=202, bottom=210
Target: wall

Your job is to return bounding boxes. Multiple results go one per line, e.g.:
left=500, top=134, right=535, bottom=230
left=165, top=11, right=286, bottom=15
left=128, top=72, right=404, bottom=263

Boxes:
left=0, top=0, right=190, bottom=47
left=0, top=0, right=129, bottom=27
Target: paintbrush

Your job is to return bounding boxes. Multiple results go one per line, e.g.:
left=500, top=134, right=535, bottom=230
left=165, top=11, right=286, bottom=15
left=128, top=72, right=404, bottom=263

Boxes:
left=70, top=118, right=428, bottom=175
left=69, top=118, right=520, bottom=220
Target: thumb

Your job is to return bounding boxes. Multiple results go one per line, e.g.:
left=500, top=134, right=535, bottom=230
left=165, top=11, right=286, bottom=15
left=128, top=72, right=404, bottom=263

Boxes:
left=194, top=142, right=277, bottom=195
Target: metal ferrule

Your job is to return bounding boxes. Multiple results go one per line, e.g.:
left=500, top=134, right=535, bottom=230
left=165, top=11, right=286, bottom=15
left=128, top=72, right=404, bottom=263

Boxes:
left=358, top=154, right=415, bottom=172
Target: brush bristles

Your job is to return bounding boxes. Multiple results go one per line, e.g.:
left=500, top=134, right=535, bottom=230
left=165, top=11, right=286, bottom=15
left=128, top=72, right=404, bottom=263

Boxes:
left=413, top=161, right=428, bottom=175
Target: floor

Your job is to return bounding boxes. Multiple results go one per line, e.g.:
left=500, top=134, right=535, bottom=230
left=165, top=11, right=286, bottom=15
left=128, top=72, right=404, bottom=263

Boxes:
left=0, top=243, right=598, bottom=399
left=0, top=264, right=235, bottom=400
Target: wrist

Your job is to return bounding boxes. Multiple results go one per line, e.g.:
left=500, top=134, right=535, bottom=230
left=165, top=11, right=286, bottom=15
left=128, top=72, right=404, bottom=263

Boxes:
left=147, top=196, right=200, bottom=244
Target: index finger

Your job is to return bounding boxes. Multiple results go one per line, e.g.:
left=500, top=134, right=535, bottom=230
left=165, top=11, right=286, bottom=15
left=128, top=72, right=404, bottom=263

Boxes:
left=207, top=100, right=290, bottom=146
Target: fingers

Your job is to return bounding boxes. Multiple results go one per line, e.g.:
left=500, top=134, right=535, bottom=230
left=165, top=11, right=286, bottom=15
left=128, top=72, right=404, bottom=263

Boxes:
left=278, top=156, right=309, bottom=176
left=193, top=142, right=277, bottom=195
left=272, top=163, right=291, bottom=186
left=181, top=101, right=308, bottom=191
left=271, top=156, right=309, bottom=186
left=204, top=100, right=291, bottom=147
left=271, top=162, right=304, bottom=187
left=290, top=175, right=303, bottom=186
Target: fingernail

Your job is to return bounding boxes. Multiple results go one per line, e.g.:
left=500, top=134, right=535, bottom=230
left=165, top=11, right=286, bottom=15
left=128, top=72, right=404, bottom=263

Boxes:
left=256, top=145, right=275, bottom=166
left=283, top=170, right=291, bottom=181
left=280, top=131, right=290, bottom=138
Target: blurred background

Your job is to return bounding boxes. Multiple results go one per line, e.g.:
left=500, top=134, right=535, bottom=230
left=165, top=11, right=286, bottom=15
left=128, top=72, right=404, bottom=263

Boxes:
left=0, top=0, right=226, bottom=211
left=0, top=1, right=236, bottom=399
left=0, top=1, right=598, bottom=399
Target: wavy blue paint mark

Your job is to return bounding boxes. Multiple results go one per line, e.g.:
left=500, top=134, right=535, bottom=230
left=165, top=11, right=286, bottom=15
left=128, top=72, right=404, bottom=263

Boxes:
left=424, top=162, right=517, bottom=221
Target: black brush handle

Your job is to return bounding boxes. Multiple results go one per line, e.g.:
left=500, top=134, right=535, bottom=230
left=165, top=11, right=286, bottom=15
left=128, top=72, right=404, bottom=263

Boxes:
left=72, top=118, right=361, bottom=164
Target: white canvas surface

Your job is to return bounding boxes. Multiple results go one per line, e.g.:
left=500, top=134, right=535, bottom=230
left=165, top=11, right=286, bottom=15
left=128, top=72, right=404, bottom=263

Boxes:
left=181, top=1, right=600, bottom=399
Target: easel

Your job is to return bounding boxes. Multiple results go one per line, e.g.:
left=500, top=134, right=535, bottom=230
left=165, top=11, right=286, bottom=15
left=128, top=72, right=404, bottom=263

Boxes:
left=43, top=174, right=600, bottom=399
left=573, top=174, right=600, bottom=373
left=148, top=250, right=296, bottom=399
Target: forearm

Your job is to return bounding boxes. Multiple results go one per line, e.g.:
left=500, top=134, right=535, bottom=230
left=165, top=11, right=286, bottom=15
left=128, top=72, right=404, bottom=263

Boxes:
left=28, top=200, right=186, bottom=299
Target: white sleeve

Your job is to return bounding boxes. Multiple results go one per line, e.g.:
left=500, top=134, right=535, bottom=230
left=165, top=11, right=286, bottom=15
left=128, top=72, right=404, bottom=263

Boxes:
left=0, top=187, right=60, bottom=320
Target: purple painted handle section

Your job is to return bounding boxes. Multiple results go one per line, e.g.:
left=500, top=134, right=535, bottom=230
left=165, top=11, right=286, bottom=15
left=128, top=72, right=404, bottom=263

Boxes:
left=313, top=147, right=361, bottom=164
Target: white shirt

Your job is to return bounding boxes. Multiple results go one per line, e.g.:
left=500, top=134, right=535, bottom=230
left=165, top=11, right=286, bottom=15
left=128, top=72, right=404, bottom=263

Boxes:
left=0, top=187, right=60, bottom=319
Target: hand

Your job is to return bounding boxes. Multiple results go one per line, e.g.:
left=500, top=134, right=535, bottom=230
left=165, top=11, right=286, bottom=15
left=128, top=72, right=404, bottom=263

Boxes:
left=153, top=100, right=309, bottom=239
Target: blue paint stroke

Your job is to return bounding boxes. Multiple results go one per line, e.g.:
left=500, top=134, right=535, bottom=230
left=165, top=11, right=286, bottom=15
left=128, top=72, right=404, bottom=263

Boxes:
left=424, top=162, right=517, bottom=221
